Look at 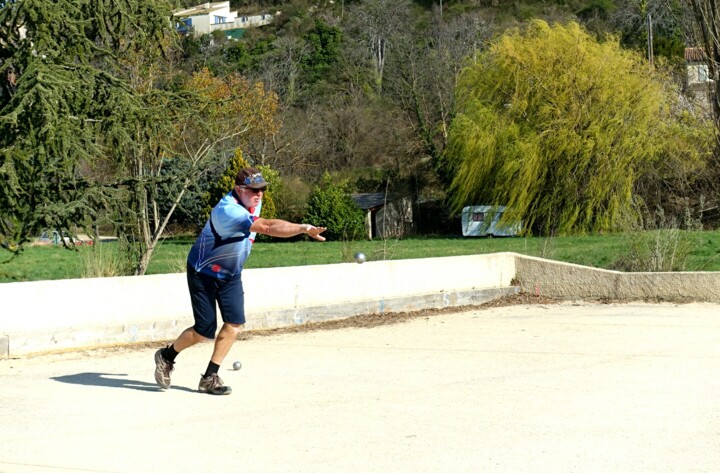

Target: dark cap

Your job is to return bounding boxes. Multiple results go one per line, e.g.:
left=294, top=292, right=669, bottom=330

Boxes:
left=235, top=167, right=268, bottom=189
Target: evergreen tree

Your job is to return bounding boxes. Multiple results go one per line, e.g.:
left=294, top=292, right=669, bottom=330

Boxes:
left=204, top=149, right=251, bottom=219
left=0, top=0, right=178, bottom=254
left=302, top=19, right=343, bottom=85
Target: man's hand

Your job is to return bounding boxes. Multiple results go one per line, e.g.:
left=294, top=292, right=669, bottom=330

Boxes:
left=302, top=224, right=327, bottom=241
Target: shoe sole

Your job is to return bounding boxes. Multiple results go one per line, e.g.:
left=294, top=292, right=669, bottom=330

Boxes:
left=198, top=386, right=232, bottom=395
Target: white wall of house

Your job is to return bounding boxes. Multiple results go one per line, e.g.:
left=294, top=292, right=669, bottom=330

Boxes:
left=174, top=1, right=273, bottom=37
left=687, top=63, right=711, bottom=86
left=685, top=62, right=714, bottom=118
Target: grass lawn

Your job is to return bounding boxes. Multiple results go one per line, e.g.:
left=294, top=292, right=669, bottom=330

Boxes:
left=1, top=231, right=719, bottom=283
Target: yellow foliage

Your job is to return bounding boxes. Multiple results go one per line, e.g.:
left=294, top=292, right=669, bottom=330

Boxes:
left=186, top=68, right=279, bottom=138
left=446, top=20, right=711, bottom=235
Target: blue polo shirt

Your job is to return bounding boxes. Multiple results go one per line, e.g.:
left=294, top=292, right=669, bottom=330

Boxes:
left=187, top=191, right=261, bottom=280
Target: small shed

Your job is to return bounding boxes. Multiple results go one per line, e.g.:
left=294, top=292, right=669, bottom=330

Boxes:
left=352, top=193, right=413, bottom=240
left=684, top=47, right=713, bottom=117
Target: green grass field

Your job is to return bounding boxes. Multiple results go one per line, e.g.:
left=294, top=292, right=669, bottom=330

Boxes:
left=1, top=231, right=719, bottom=283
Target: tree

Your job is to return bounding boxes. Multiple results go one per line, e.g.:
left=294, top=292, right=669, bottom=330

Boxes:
left=95, top=24, right=188, bottom=276
left=204, top=149, right=251, bottom=219
left=302, top=19, right=343, bottom=87
left=258, top=36, right=308, bottom=105
left=346, top=0, right=412, bottom=95
left=684, top=0, right=720, bottom=120
left=445, top=20, right=701, bottom=235
left=682, top=0, right=720, bottom=226
left=203, top=148, right=278, bottom=224
left=387, top=11, right=492, bottom=178
left=0, top=0, right=177, bottom=256
left=609, top=0, right=685, bottom=59
left=634, top=106, right=715, bottom=218
left=114, top=68, right=279, bottom=275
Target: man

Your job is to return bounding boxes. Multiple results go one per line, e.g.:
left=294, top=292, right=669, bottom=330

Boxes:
left=154, top=167, right=326, bottom=395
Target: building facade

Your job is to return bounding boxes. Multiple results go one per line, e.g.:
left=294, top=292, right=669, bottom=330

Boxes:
left=173, top=2, right=273, bottom=37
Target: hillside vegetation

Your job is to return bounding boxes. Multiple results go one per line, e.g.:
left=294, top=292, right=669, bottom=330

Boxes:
left=1, top=0, right=717, bottom=277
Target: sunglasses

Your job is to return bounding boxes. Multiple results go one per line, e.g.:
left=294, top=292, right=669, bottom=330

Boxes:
left=240, top=186, right=266, bottom=194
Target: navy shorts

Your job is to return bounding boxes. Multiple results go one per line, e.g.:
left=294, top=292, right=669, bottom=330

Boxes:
left=186, top=264, right=246, bottom=339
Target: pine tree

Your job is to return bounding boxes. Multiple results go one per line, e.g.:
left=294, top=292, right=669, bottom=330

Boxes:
left=0, top=0, right=177, bottom=254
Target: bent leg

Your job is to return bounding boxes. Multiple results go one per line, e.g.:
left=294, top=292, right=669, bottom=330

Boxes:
left=210, top=322, right=244, bottom=365
left=173, top=326, right=208, bottom=352
left=210, top=273, right=246, bottom=365
left=197, top=322, right=241, bottom=395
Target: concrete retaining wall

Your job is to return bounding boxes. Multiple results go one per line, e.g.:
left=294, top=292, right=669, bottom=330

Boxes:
left=0, top=253, right=517, bottom=358
left=3, top=252, right=718, bottom=358
left=515, top=254, right=720, bottom=303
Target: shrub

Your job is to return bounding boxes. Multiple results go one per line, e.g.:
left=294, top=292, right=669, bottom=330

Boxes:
left=203, top=149, right=249, bottom=219
left=81, top=243, right=125, bottom=278
left=272, top=175, right=311, bottom=224
left=610, top=205, right=700, bottom=272
left=305, top=173, right=365, bottom=241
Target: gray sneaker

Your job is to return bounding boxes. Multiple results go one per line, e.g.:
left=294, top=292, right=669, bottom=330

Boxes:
left=198, top=373, right=232, bottom=395
left=154, top=346, right=174, bottom=389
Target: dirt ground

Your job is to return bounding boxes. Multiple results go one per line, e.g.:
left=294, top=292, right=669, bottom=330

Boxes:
left=239, top=291, right=562, bottom=339
left=9, top=292, right=560, bottom=362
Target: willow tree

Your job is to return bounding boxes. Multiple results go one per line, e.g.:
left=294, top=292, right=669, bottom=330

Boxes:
left=445, top=20, right=678, bottom=235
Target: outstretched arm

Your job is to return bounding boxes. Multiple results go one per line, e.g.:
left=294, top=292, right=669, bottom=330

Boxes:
left=250, top=218, right=327, bottom=241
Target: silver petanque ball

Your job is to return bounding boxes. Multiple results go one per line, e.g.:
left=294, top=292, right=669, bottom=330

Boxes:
left=232, top=361, right=242, bottom=371
left=354, top=252, right=366, bottom=264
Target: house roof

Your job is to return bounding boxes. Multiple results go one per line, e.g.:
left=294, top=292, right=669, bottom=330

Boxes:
left=352, top=193, right=398, bottom=210
left=685, top=47, right=706, bottom=62
left=174, top=2, right=228, bottom=18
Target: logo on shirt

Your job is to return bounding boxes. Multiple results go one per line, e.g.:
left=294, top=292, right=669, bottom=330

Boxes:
left=211, top=264, right=222, bottom=273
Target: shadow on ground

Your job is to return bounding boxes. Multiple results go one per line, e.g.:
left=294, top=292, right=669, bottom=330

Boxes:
left=51, top=372, right=195, bottom=393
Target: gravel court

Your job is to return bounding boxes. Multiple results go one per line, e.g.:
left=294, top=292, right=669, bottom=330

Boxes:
left=1, top=301, right=719, bottom=473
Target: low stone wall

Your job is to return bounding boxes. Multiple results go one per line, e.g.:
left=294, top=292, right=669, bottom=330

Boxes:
left=0, top=253, right=517, bottom=358
left=514, top=254, right=720, bottom=303
left=3, top=252, right=718, bottom=358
